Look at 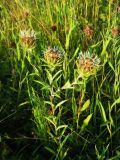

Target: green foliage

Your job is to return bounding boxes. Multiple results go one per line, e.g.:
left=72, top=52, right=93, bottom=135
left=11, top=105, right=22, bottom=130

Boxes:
left=0, top=0, right=120, bottom=159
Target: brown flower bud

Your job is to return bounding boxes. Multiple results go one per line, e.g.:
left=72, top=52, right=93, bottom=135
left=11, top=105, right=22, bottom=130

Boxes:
left=51, top=25, right=57, bottom=32
left=111, top=27, right=119, bottom=37
left=83, top=25, right=93, bottom=38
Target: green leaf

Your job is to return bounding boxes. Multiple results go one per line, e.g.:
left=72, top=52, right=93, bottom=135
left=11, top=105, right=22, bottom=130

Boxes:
left=45, top=117, right=56, bottom=128
left=98, top=101, right=107, bottom=122
left=44, top=101, right=53, bottom=106
left=53, top=70, right=62, bottom=80
left=81, top=99, right=90, bottom=112
left=34, top=80, right=50, bottom=90
left=56, top=134, right=69, bottom=159
left=56, top=125, right=68, bottom=131
left=65, top=25, right=74, bottom=50
left=18, top=101, right=29, bottom=107
left=80, top=114, right=92, bottom=132
left=109, top=114, right=114, bottom=127
left=61, top=80, right=73, bottom=89
left=69, top=47, right=80, bottom=63
left=45, top=147, right=56, bottom=155
left=111, top=97, right=120, bottom=110
left=108, top=61, right=115, bottom=72
left=46, top=69, right=53, bottom=84
left=98, top=101, right=111, bottom=136
left=56, top=100, right=68, bottom=109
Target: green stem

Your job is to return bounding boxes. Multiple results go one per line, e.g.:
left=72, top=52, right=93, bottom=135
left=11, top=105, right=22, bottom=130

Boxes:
left=77, top=80, right=87, bottom=129
left=108, top=0, right=112, bottom=28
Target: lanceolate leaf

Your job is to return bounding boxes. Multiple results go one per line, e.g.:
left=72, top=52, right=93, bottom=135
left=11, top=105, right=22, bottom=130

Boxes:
left=111, top=97, right=120, bottom=110
left=56, top=100, right=68, bottom=109
left=61, top=80, right=73, bottom=89
left=81, top=99, right=90, bottom=112
left=45, top=147, right=56, bottom=155
left=34, top=80, right=51, bottom=90
left=56, top=125, right=68, bottom=131
left=80, top=114, right=92, bottom=132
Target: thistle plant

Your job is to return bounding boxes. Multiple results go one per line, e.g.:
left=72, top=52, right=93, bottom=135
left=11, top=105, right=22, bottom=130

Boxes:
left=2, top=0, right=120, bottom=159
left=19, top=29, right=36, bottom=52
left=43, top=46, right=64, bottom=73
left=44, top=46, right=63, bottom=64
left=76, top=51, right=100, bottom=78
left=61, top=50, right=100, bottom=130
left=37, top=46, right=63, bottom=115
left=75, top=50, right=100, bottom=129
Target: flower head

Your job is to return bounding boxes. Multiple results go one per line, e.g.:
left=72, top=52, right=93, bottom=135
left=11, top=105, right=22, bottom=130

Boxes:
left=19, top=29, right=36, bottom=49
left=44, top=46, right=63, bottom=63
left=83, top=25, right=93, bottom=38
left=76, top=51, right=100, bottom=77
left=111, top=27, right=119, bottom=37
left=51, top=24, right=57, bottom=32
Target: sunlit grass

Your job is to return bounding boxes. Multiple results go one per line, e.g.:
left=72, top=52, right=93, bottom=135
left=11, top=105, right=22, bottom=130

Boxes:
left=0, top=0, right=120, bottom=159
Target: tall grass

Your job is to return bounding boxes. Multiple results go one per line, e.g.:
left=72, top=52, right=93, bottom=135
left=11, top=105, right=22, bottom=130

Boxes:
left=0, top=0, right=120, bottom=159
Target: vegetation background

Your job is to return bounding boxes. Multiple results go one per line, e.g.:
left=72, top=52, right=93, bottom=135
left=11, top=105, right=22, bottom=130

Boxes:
left=0, top=0, right=120, bottom=159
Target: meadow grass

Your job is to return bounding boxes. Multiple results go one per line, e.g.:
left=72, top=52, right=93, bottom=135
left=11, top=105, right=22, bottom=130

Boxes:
left=0, top=0, right=120, bottom=159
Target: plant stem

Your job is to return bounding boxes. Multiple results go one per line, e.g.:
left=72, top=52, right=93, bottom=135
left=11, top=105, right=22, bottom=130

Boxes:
left=77, top=79, right=87, bottom=129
